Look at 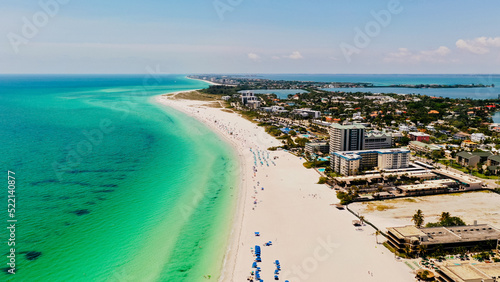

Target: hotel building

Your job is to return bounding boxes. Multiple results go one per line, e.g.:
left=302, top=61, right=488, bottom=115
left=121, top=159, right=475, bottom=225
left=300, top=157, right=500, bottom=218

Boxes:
left=332, top=148, right=410, bottom=176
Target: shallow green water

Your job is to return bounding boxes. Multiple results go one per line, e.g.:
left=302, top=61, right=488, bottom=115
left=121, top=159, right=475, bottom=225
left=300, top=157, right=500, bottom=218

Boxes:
left=0, top=75, right=238, bottom=281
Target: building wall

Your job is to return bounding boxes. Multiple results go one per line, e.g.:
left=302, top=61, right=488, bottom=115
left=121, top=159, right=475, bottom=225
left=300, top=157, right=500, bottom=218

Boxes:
left=305, top=143, right=330, bottom=154
left=364, top=134, right=392, bottom=150
left=378, top=152, right=409, bottom=170
left=334, top=156, right=360, bottom=176
left=329, top=125, right=365, bottom=152
left=333, top=150, right=409, bottom=176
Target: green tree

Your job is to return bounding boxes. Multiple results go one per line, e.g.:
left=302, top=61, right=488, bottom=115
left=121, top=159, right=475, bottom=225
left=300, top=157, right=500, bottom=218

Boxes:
left=412, top=209, right=425, bottom=228
left=440, top=212, right=451, bottom=223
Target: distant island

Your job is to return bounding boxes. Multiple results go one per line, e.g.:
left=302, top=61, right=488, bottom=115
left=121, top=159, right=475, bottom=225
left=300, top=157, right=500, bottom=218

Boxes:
left=188, top=75, right=494, bottom=89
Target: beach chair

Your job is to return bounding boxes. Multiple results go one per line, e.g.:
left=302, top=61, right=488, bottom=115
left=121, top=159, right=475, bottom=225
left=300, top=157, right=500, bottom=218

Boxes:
left=274, top=275, right=279, bottom=280
left=255, top=232, right=260, bottom=236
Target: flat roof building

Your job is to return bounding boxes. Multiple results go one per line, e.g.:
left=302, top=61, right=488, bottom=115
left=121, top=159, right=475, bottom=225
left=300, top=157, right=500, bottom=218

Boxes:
left=396, top=179, right=458, bottom=196
left=439, top=263, right=500, bottom=282
left=387, top=224, right=500, bottom=253
left=305, top=142, right=330, bottom=155
left=332, top=148, right=410, bottom=176
left=408, top=141, right=441, bottom=154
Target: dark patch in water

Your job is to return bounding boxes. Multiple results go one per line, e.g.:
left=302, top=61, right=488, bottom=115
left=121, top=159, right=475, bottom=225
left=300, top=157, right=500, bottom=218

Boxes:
left=59, top=196, right=70, bottom=200
left=31, top=179, right=58, bottom=186
left=96, top=197, right=106, bottom=201
left=72, top=209, right=90, bottom=216
left=64, top=222, right=72, bottom=226
left=85, top=201, right=96, bottom=205
left=1, top=267, right=13, bottom=274
left=100, top=184, right=118, bottom=188
left=23, top=251, right=42, bottom=261
left=92, top=189, right=114, bottom=193
left=67, top=169, right=115, bottom=174
left=67, top=181, right=91, bottom=187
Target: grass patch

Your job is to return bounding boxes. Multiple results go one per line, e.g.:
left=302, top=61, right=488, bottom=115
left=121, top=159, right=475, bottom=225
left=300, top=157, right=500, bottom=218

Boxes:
left=402, top=198, right=417, bottom=203
left=447, top=192, right=466, bottom=196
left=172, top=91, right=218, bottom=101
left=238, top=110, right=260, bottom=123
left=201, top=102, right=222, bottom=108
left=365, top=203, right=395, bottom=212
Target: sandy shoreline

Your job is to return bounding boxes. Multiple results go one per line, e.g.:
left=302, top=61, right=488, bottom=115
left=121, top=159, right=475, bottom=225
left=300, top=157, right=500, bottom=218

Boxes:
left=187, top=77, right=224, bottom=86
left=154, top=91, right=416, bottom=282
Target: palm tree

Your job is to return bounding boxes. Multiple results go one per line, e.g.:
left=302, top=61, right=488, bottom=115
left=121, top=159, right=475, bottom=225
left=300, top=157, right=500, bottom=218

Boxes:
left=440, top=212, right=451, bottom=223
left=417, top=244, right=427, bottom=258
left=412, top=209, right=425, bottom=228
left=359, top=215, right=365, bottom=226
left=404, top=245, right=413, bottom=258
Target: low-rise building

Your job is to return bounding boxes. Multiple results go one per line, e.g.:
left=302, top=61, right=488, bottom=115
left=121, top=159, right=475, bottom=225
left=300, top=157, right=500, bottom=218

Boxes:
left=460, top=140, right=479, bottom=150
left=471, top=132, right=487, bottom=143
left=292, top=108, right=321, bottom=118
left=439, top=262, right=500, bottom=282
left=305, top=142, right=330, bottom=155
left=396, top=179, right=457, bottom=196
left=408, top=141, right=441, bottom=154
left=386, top=224, right=500, bottom=254
left=487, top=154, right=500, bottom=166
left=409, top=132, right=431, bottom=142
left=454, top=132, right=471, bottom=141
left=456, top=151, right=492, bottom=167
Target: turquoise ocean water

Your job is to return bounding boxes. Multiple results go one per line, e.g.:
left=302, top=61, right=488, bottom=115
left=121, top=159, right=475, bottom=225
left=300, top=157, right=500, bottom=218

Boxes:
left=0, top=75, right=239, bottom=281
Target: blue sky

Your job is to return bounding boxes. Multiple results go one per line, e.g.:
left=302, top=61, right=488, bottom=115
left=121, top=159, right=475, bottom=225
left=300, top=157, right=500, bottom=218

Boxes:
left=1, top=0, right=499, bottom=74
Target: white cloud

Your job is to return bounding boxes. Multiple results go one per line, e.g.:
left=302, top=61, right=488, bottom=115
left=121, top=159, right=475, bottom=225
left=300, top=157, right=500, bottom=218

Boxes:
left=421, top=46, right=451, bottom=56
left=271, top=56, right=281, bottom=60
left=456, top=37, right=500, bottom=54
left=384, top=46, right=451, bottom=63
left=286, top=51, right=304, bottom=60
left=247, top=53, right=261, bottom=61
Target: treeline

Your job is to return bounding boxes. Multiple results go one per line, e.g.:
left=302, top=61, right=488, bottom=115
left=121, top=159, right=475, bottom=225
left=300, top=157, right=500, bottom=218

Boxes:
left=200, top=85, right=249, bottom=96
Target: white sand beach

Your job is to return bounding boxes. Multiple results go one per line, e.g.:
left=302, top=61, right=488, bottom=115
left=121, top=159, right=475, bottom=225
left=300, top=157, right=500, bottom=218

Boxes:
left=155, top=93, right=416, bottom=282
